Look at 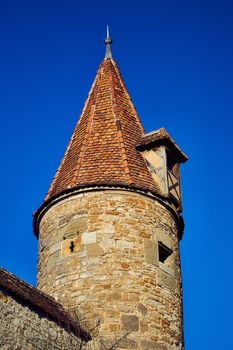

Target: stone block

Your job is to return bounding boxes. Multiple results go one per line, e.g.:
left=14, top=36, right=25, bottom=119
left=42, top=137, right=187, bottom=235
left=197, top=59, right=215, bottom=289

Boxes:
left=116, top=240, right=134, bottom=249
left=49, top=242, right=61, bottom=254
left=107, top=291, right=122, bottom=301
left=140, top=340, right=167, bottom=350
left=86, top=243, right=104, bottom=257
left=47, top=251, right=59, bottom=271
left=63, top=217, right=87, bottom=239
left=56, top=227, right=66, bottom=242
left=121, top=314, right=139, bottom=332
left=158, top=269, right=175, bottom=291
left=120, top=262, right=129, bottom=269
left=137, top=303, right=147, bottom=315
left=101, top=223, right=115, bottom=233
left=144, top=239, right=158, bottom=265
left=81, top=232, right=96, bottom=245
left=140, top=318, right=149, bottom=332
left=80, top=271, right=92, bottom=279
left=117, top=337, right=138, bottom=349
left=109, top=323, right=119, bottom=332
left=101, top=239, right=115, bottom=248
left=155, top=228, right=174, bottom=250
left=159, top=261, right=174, bottom=277
left=174, top=264, right=181, bottom=280
left=128, top=293, right=140, bottom=302
left=0, top=291, right=8, bottom=303
left=61, top=236, right=81, bottom=257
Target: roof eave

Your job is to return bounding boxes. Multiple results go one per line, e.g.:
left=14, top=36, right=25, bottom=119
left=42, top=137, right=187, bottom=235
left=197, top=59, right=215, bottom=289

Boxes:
left=136, top=128, right=188, bottom=163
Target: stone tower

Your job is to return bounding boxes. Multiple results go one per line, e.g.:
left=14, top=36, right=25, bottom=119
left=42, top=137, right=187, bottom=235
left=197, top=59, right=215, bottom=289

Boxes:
left=34, top=31, right=188, bottom=349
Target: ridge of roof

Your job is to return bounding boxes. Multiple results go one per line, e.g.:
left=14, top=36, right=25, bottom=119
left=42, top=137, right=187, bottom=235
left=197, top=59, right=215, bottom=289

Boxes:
left=108, top=60, right=132, bottom=185
left=0, top=267, right=90, bottom=341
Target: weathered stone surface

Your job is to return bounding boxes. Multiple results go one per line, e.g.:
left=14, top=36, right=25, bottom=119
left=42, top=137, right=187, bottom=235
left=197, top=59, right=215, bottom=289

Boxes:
left=0, top=291, right=8, bottom=303
left=0, top=289, right=83, bottom=350
left=82, top=232, right=96, bottom=245
left=101, top=223, right=115, bottom=233
left=86, top=243, right=104, bottom=257
left=121, top=314, right=139, bottom=331
left=49, top=242, right=61, bottom=254
left=144, top=239, right=158, bottom=265
left=117, top=336, right=138, bottom=348
left=140, top=340, right=167, bottom=350
left=137, top=303, right=147, bottom=315
left=158, top=268, right=176, bottom=291
left=47, top=250, right=59, bottom=271
left=155, top=228, right=174, bottom=250
left=116, top=240, right=134, bottom=249
left=37, top=189, right=183, bottom=349
left=64, top=216, right=87, bottom=237
left=107, top=291, right=122, bottom=301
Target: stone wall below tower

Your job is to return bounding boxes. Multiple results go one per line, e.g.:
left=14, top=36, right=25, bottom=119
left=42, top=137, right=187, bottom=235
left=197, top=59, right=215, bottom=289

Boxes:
left=37, top=189, right=184, bottom=350
left=0, top=288, right=85, bottom=350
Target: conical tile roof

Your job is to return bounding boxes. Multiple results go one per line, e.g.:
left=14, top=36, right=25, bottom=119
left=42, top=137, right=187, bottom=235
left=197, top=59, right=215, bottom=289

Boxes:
left=44, top=57, right=159, bottom=203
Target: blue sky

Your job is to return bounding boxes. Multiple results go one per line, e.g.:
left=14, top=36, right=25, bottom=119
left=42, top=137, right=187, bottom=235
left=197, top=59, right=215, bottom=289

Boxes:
left=0, top=1, right=232, bottom=349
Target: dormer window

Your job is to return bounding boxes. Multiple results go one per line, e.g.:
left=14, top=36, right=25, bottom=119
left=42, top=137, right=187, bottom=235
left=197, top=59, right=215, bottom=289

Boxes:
left=142, top=147, right=182, bottom=209
left=137, top=128, right=188, bottom=212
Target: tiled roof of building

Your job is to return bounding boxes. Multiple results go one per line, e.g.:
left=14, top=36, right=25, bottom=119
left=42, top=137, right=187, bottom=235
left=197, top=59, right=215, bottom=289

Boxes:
left=43, top=57, right=159, bottom=203
left=136, top=128, right=188, bottom=163
left=0, top=267, right=90, bottom=341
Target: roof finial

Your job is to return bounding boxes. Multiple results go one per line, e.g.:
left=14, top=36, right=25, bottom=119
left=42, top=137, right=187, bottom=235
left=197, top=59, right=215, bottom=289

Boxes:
left=104, top=25, right=112, bottom=59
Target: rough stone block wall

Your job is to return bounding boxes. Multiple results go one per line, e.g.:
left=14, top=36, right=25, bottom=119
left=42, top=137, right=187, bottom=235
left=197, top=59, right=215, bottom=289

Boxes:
left=37, top=189, right=183, bottom=350
left=0, top=288, right=83, bottom=350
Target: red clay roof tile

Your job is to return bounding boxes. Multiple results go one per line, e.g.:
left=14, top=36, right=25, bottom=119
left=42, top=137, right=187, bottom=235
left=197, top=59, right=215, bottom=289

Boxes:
left=42, top=57, right=160, bottom=203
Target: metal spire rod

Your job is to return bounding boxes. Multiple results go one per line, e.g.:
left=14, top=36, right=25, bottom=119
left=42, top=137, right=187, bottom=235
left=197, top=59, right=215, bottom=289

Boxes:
left=104, top=25, right=112, bottom=59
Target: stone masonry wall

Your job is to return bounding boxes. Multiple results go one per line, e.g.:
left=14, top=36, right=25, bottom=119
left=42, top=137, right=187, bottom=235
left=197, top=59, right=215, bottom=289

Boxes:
left=37, top=189, right=183, bottom=350
left=0, top=288, right=84, bottom=350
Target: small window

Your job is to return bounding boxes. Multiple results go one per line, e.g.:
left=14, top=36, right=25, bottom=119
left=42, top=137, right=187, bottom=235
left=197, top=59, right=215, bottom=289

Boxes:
left=158, top=242, right=172, bottom=264
left=69, top=241, right=75, bottom=253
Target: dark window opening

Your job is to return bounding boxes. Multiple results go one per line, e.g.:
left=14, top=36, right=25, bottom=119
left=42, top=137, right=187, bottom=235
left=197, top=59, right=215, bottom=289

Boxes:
left=158, top=242, right=172, bottom=263
left=69, top=241, right=75, bottom=253
left=167, top=155, right=180, bottom=178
